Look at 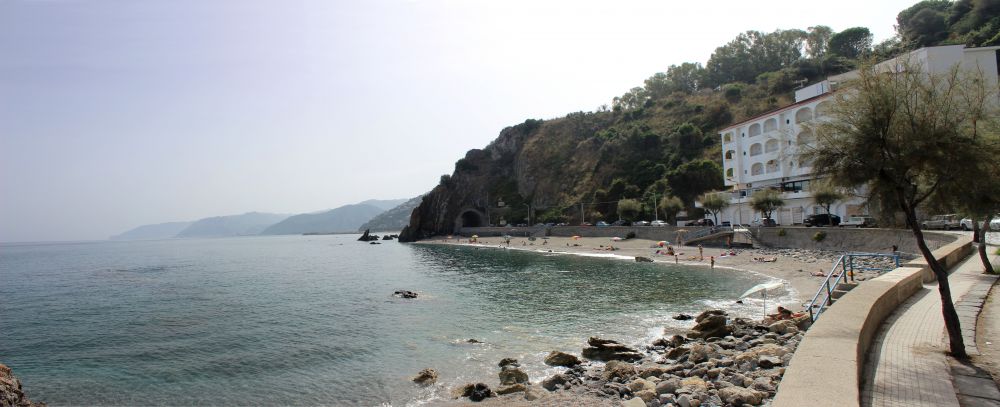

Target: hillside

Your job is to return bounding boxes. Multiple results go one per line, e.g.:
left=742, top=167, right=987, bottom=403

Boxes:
left=260, top=203, right=385, bottom=235
left=358, top=198, right=409, bottom=212
left=357, top=195, right=423, bottom=232
left=400, top=1, right=1000, bottom=241
left=175, top=212, right=289, bottom=238
left=109, top=221, right=192, bottom=240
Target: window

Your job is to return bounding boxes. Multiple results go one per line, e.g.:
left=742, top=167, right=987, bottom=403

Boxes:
left=795, top=107, right=813, bottom=124
left=765, top=160, right=779, bottom=173
left=726, top=168, right=734, bottom=177
left=749, top=123, right=761, bottom=137
left=751, top=163, right=763, bottom=175
left=764, top=118, right=777, bottom=133
left=725, top=150, right=735, bottom=159
left=723, top=132, right=733, bottom=143
left=797, top=129, right=814, bottom=145
left=816, top=101, right=831, bottom=117
left=749, top=143, right=762, bottom=156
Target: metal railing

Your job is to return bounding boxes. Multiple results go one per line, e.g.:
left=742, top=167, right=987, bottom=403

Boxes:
left=806, top=252, right=901, bottom=321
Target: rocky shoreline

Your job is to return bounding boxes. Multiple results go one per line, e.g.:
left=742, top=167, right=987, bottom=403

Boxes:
left=434, top=309, right=811, bottom=407
left=1, top=363, right=45, bottom=407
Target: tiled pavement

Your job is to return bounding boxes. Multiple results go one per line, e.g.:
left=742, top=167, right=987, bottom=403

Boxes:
left=861, top=253, right=1000, bottom=407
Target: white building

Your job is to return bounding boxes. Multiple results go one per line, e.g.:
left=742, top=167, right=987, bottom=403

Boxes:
left=712, top=44, right=1000, bottom=226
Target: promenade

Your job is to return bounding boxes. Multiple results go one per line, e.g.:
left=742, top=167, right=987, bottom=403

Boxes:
left=861, top=250, right=1000, bottom=407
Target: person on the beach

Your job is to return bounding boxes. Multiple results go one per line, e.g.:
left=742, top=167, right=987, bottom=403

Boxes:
left=674, top=255, right=678, bottom=264
left=699, top=244, right=704, bottom=261
left=710, top=256, right=715, bottom=269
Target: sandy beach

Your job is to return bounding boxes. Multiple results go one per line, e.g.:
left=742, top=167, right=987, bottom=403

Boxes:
left=418, top=235, right=896, bottom=311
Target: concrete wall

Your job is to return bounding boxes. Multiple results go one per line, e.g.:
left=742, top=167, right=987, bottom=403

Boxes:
left=752, top=227, right=957, bottom=254
left=772, top=236, right=974, bottom=407
left=458, top=225, right=714, bottom=242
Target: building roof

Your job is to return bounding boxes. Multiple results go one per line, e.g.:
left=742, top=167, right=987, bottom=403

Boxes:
left=718, top=92, right=835, bottom=133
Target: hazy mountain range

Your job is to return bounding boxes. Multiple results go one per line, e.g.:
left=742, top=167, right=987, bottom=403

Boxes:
left=357, top=195, right=423, bottom=232
left=110, top=198, right=414, bottom=240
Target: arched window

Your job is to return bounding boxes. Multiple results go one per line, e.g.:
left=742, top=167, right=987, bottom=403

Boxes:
left=796, top=129, right=814, bottom=145
left=763, top=118, right=777, bottom=133
left=749, top=143, right=763, bottom=156
left=751, top=163, right=764, bottom=176
left=725, top=150, right=736, bottom=160
left=749, top=123, right=761, bottom=137
left=765, top=139, right=778, bottom=153
left=816, top=101, right=832, bottom=117
left=795, top=107, right=813, bottom=124
left=723, top=132, right=733, bottom=143
left=726, top=168, right=734, bottom=177
left=765, top=160, right=779, bottom=173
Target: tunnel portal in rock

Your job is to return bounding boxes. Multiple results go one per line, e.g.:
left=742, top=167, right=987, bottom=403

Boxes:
left=458, top=209, right=485, bottom=228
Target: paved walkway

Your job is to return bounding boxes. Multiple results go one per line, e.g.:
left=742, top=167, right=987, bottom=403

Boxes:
left=860, top=254, right=995, bottom=407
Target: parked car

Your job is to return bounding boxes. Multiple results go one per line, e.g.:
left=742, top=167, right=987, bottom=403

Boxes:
left=611, top=220, right=631, bottom=226
left=965, top=216, right=1000, bottom=231
left=921, top=214, right=961, bottom=230
left=685, top=218, right=714, bottom=227
left=650, top=220, right=669, bottom=227
left=839, top=216, right=876, bottom=228
left=596, top=221, right=611, bottom=227
left=634, top=220, right=650, bottom=226
left=804, top=213, right=841, bottom=227
left=581, top=222, right=593, bottom=226
left=758, top=218, right=777, bottom=227
left=993, top=217, right=1000, bottom=231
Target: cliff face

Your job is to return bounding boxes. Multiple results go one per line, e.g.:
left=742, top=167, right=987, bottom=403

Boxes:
left=0, top=363, right=44, bottom=407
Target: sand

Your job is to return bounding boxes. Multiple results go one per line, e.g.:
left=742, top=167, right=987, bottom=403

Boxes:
left=417, top=235, right=883, bottom=311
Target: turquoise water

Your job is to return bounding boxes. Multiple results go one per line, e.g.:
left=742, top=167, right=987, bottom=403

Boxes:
left=0, top=235, right=773, bottom=406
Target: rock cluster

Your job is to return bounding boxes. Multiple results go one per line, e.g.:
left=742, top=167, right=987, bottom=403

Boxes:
left=0, top=363, right=45, bottom=407
left=581, top=337, right=643, bottom=362
left=411, top=368, right=437, bottom=386
left=393, top=290, right=418, bottom=299
left=528, top=309, right=811, bottom=407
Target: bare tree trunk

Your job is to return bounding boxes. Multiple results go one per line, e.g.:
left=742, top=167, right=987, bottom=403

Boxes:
left=973, top=217, right=980, bottom=243
left=980, top=215, right=995, bottom=274
left=906, top=207, right=968, bottom=359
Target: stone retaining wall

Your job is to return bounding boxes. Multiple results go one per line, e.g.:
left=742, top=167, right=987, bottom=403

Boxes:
left=772, top=236, right=974, bottom=407
left=752, top=227, right=957, bottom=254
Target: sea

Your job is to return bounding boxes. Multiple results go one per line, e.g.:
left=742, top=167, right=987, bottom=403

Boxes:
left=0, top=234, right=790, bottom=406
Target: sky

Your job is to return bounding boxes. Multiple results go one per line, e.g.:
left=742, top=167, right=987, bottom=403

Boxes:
left=0, top=0, right=921, bottom=242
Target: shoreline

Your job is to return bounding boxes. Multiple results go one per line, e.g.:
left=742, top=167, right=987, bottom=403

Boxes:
left=415, top=235, right=888, bottom=311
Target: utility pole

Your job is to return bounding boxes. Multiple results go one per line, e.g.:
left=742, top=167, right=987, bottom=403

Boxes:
left=485, top=192, right=491, bottom=226
left=652, top=192, right=658, bottom=221
left=580, top=202, right=585, bottom=225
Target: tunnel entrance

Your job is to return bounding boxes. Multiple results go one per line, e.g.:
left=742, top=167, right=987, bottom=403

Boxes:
left=458, top=209, right=485, bottom=228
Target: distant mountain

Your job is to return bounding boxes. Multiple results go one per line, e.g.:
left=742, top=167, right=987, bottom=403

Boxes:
left=358, top=195, right=423, bottom=232
left=175, top=212, right=289, bottom=238
left=110, top=221, right=193, bottom=240
left=260, top=203, right=386, bottom=235
left=357, top=198, right=409, bottom=211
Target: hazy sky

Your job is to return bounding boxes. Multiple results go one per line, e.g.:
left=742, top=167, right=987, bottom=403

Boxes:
left=1, top=0, right=918, bottom=242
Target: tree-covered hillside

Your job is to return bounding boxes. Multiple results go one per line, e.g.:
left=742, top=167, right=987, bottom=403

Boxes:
left=400, top=0, right=1000, bottom=241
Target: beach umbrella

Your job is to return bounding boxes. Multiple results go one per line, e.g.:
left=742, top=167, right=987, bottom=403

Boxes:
left=471, top=235, right=479, bottom=238
left=572, top=235, right=581, bottom=240
left=611, top=237, right=623, bottom=241
left=739, top=281, right=785, bottom=319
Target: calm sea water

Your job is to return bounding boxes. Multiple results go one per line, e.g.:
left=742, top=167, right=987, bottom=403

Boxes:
left=0, top=235, right=779, bottom=406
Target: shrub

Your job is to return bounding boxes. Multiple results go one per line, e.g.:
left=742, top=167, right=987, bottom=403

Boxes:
left=625, top=231, right=637, bottom=239
left=812, top=231, right=827, bottom=242
left=778, top=228, right=787, bottom=237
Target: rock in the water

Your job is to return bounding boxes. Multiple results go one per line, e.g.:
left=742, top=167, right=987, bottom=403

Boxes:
left=466, top=338, right=482, bottom=344
left=583, top=337, right=643, bottom=362
left=393, top=290, right=418, bottom=299
left=495, top=383, right=527, bottom=395
left=718, top=386, right=765, bottom=405
left=0, top=363, right=44, bottom=407
left=468, top=383, right=494, bottom=402
left=498, top=358, right=519, bottom=368
left=369, top=241, right=381, bottom=244
left=499, top=367, right=529, bottom=385
left=540, top=374, right=569, bottom=391
left=358, top=229, right=379, bottom=241
left=381, top=235, right=394, bottom=240
left=543, top=351, right=581, bottom=367
left=673, top=313, right=694, bottom=320
left=411, top=368, right=438, bottom=386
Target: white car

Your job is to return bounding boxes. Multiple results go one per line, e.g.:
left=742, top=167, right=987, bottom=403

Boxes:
left=650, top=220, right=669, bottom=227
left=961, top=216, right=1000, bottom=231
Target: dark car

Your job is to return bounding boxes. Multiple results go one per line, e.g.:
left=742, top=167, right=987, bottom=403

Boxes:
left=804, top=214, right=841, bottom=227
left=685, top=218, right=715, bottom=227
left=611, top=220, right=632, bottom=226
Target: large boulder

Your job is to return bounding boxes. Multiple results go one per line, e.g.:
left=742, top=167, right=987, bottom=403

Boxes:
left=582, top=337, right=643, bottom=362
left=540, top=374, right=569, bottom=391
left=469, top=383, right=495, bottom=402
left=687, top=311, right=730, bottom=340
left=543, top=351, right=581, bottom=367
left=495, top=383, right=527, bottom=395
left=686, top=343, right=719, bottom=364
left=411, top=368, right=438, bottom=386
left=601, top=360, right=638, bottom=381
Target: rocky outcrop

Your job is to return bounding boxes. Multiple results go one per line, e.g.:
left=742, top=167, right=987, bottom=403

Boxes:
left=581, top=337, right=643, bottom=362
left=543, top=351, right=582, bottom=367
left=358, top=229, right=379, bottom=242
left=411, top=368, right=437, bottom=386
left=0, top=363, right=44, bottom=407
left=687, top=309, right=731, bottom=339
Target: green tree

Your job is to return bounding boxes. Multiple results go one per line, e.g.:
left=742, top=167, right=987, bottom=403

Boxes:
left=666, top=62, right=705, bottom=94
left=699, top=192, right=731, bottom=225
left=658, top=195, right=684, bottom=224
left=806, top=25, right=834, bottom=58
left=666, top=159, right=724, bottom=205
left=896, top=0, right=951, bottom=48
left=828, top=27, right=873, bottom=59
left=750, top=189, right=784, bottom=220
left=617, top=199, right=642, bottom=222
left=806, top=59, right=1000, bottom=358
left=811, top=182, right=846, bottom=225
